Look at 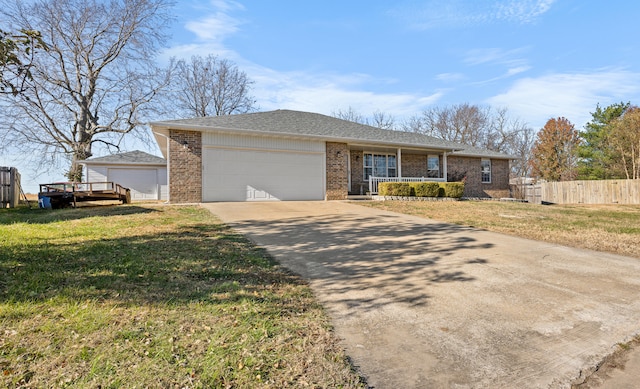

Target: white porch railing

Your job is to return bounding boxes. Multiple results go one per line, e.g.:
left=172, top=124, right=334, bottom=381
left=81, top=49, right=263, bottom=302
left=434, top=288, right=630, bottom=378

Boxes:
left=368, top=176, right=446, bottom=195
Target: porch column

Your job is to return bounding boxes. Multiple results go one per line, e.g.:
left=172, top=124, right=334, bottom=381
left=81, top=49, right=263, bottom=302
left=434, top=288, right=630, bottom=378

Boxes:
left=443, top=152, right=448, bottom=181
left=397, top=148, right=402, bottom=178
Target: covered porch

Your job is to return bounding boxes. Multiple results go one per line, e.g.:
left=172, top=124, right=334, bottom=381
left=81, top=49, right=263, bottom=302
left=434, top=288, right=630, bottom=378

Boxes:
left=346, top=145, right=451, bottom=196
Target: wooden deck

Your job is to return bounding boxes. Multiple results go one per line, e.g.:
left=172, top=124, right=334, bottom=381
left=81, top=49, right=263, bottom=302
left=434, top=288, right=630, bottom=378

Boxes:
left=39, top=182, right=131, bottom=208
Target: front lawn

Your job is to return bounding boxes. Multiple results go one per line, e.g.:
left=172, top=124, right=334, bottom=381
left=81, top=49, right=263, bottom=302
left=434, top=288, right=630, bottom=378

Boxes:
left=363, top=201, right=640, bottom=259
left=0, top=205, right=365, bottom=388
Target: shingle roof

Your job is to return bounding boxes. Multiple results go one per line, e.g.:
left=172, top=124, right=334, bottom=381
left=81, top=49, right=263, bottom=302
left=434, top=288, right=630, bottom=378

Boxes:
left=451, top=144, right=517, bottom=159
left=80, top=150, right=166, bottom=165
left=150, top=109, right=514, bottom=159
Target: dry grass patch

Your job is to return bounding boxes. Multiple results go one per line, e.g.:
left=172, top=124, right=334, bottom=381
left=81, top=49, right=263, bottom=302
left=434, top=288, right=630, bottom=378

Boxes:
left=362, top=201, right=640, bottom=259
left=0, top=205, right=365, bottom=388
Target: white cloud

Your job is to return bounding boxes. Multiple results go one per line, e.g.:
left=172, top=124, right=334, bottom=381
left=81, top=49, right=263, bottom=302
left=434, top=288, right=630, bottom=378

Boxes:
left=250, top=66, right=443, bottom=118
left=463, top=47, right=531, bottom=84
left=208, top=0, right=244, bottom=12
left=487, top=69, right=640, bottom=129
left=495, top=0, right=556, bottom=23
left=436, top=72, right=465, bottom=82
left=185, top=12, right=242, bottom=41
left=464, top=47, right=529, bottom=66
left=160, top=0, right=245, bottom=61
left=506, top=66, right=531, bottom=76
left=391, top=0, right=556, bottom=29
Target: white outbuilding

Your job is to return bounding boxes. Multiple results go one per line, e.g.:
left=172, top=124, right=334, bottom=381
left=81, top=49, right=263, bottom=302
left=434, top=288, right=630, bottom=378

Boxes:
left=78, top=150, right=167, bottom=201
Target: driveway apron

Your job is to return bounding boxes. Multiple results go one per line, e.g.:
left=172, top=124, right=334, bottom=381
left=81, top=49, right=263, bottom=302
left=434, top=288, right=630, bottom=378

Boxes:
left=202, top=201, right=640, bottom=389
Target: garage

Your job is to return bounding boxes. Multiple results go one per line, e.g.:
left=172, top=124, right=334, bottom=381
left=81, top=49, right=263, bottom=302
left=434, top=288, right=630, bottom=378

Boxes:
left=108, top=168, right=162, bottom=201
left=202, top=147, right=325, bottom=201
left=79, top=150, right=168, bottom=201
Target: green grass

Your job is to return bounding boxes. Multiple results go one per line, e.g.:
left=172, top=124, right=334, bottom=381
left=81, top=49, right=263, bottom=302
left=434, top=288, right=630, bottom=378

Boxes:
left=0, top=205, right=365, bottom=388
left=362, top=201, right=640, bottom=259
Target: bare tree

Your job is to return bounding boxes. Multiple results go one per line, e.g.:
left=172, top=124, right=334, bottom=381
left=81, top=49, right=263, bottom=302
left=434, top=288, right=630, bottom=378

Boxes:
left=400, top=114, right=425, bottom=133
left=406, top=104, right=535, bottom=178
left=508, top=126, right=536, bottom=178
left=332, top=106, right=368, bottom=125
left=171, top=54, right=256, bottom=117
left=416, top=103, right=491, bottom=147
left=609, top=106, right=640, bottom=179
left=0, top=0, right=173, bottom=181
left=332, top=107, right=396, bottom=130
left=486, top=107, right=517, bottom=152
left=371, top=110, right=395, bottom=130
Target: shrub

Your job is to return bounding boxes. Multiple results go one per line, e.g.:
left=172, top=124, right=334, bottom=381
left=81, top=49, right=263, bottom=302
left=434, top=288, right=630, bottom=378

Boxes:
left=411, top=182, right=440, bottom=197
left=378, top=182, right=412, bottom=196
left=440, top=182, right=465, bottom=198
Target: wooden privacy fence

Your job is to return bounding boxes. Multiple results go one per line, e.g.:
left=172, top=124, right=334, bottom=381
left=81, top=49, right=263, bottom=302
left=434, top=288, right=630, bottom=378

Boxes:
left=514, top=179, right=640, bottom=205
left=0, top=166, right=21, bottom=208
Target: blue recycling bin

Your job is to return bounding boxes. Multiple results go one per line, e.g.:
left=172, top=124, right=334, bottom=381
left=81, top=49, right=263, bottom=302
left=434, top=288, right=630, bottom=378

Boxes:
left=38, top=194, right=52, bottom=209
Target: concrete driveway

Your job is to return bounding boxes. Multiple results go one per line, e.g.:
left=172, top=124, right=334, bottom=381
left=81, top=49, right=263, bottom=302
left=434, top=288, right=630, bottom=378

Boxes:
left=202, top=201, right=640, bottom=388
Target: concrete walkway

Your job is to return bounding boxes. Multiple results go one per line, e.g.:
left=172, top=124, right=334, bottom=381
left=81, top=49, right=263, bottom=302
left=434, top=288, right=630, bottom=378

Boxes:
left=202, top=201, right=640, bottom=389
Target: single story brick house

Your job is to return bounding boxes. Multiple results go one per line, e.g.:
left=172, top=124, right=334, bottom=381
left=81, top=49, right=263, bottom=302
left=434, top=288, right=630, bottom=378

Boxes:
left=78, top=150, right=168, bottom=201
left=150, top=109, right=514, bottom=203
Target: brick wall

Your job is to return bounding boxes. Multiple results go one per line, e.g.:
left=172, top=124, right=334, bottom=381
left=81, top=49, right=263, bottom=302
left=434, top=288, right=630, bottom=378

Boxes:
left=447, top=156, right=510, bottom=198
left=401, top=153, right=428, bottom=177
left=169, top=130, right=202, bottom=203
left=326, top=142, right=349, bottom=200
left=349, top=150, right=366, bottom=195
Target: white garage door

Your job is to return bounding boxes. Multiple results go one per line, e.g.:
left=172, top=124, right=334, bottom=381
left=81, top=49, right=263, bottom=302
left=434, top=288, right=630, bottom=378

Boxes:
left=202, top=148, right=325, bottom=201
left=109, top=168, right=159, bottom=200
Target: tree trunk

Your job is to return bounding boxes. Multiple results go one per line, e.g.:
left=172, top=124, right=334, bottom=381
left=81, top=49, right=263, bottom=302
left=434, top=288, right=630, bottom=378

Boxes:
left=66, top=144, right=92, bottom=182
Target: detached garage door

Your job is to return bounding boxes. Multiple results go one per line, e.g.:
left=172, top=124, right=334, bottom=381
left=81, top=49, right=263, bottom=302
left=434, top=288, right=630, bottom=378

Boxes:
left=202, top=147, right=325, bottom=201
left=109, top=168, right=159, bottom=200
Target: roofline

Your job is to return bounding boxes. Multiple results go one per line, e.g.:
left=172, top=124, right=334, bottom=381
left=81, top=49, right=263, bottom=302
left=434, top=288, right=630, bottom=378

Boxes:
left=77, top=160, right=166, bottom=166
left=149, top=121, right=463, bottom=153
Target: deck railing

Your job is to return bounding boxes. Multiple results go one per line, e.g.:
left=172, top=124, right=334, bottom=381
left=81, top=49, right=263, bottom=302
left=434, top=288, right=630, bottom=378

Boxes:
left=39, top=182, right=128, bottom=195
left=368, top=176, right=446, bottom=195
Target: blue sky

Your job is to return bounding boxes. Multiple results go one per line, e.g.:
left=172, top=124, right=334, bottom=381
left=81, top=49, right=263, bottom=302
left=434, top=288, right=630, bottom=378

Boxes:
left=162, top=0, right=640, bottom=128
left=5, top=0, right=640, bottom=192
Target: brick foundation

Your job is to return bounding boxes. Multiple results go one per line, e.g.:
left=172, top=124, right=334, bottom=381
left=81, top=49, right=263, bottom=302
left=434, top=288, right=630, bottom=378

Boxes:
left=169, top=130, right=202, bottom=203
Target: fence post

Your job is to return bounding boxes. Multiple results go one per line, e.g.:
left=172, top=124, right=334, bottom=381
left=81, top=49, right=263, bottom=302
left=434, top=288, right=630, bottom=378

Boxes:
left=1, top=167, right=21, bottom=208
left=0, top=167, right=7, bottom=208
left=10, top=168, right=19, bottom=208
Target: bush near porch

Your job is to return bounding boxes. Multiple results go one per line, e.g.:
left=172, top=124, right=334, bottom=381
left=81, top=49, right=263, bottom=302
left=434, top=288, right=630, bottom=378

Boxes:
left=378, top=182, right=465, bottom=198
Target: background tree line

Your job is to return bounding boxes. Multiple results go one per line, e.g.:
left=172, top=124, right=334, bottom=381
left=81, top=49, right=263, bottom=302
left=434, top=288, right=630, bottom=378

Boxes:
left=527, top=103, right=640, bottom=182
left=334, top=101, right=640, bottom=183
left=334, top=104, right=536, bottom=179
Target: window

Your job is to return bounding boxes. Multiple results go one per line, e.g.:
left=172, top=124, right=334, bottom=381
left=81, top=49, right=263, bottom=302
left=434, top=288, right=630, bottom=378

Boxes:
left=363, top=153, right=397, bottom=180
left=481, top=159, right=491, bottom=183
left=427, top=155, right=439, bottom=178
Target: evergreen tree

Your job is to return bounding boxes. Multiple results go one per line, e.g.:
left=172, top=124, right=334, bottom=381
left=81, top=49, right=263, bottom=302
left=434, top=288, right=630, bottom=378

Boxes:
left=578, top=102, right=630, bottom=179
